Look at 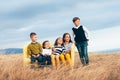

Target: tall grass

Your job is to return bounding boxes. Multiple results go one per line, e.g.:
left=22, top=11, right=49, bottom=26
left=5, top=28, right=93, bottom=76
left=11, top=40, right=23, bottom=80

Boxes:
left=0, top=53, right=120, bottom=80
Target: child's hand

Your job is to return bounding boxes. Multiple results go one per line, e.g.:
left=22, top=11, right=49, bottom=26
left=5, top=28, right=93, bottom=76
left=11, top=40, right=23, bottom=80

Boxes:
left=32, top=54, right=37, bottom=58
left=63, top=52, right=66, bottom=55
left=52, top=52, right=56, bottom=55
left=74, top=41, right=76, bottom=45
left=52, top=48, right=56, bottom=52
left=65, top=50, right=70, bottom=53
left=44, top=54, right=48, bottom=56
left=46, top=54, right=50, bottom=56
left=87, top=41, right=89, bottom=46
left=36, top=54, right=40, bottom=58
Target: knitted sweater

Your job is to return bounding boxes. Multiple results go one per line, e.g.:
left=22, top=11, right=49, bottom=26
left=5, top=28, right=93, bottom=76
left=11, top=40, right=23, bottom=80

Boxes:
left=27, top=42, right=42, bottom=56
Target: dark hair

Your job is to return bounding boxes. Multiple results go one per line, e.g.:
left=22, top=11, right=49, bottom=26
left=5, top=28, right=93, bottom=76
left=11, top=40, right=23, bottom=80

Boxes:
left=42, top=40, right=50, bottom=49
left=54, top=37, right=64, bottom=46
left=30, top=32, right=36, bottom=38
left=72, top=17, right=80, bottom=23
left=63, top=33, right=72, bottom=43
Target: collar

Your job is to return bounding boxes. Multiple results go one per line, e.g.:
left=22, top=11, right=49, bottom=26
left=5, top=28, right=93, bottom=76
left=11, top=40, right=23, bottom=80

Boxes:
left=74, top=25, right=80, bottom=29
left=31, top=42, right=37, bottom=44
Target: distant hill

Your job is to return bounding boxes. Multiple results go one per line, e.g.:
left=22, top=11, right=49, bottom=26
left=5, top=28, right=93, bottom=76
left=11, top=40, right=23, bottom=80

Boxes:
left=0, top=48, right=119, bottom=54
left=97, top=48, right=120, bottom=53
left=0, top=48, right=22, bottom=54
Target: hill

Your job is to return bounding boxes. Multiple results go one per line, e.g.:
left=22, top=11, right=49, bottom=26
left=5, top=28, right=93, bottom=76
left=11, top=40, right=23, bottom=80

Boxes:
left=0, top=52, right=120, bottom=80
left=0, top=48, right=22, bottom=54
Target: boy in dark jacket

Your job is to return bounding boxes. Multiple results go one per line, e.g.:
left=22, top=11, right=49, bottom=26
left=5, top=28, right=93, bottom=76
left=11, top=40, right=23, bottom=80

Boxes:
left=72, top=17, right=90, bottom=66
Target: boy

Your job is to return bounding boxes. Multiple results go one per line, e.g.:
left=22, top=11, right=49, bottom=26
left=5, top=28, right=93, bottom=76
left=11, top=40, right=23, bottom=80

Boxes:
left=27, top=32, right=43, bottom=66
left=72, top=17, right=90, bottom=66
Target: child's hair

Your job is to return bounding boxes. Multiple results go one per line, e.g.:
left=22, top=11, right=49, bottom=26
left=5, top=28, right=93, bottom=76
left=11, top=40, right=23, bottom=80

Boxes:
left=42, top=40, right=50, bottom=49
left=63, top=33, right=72, bottom=43
left=30, top=32, right=36, bottom=38
left=72, top=17, right=80, bottom=23
left=54, top=37, right=64, bottom=46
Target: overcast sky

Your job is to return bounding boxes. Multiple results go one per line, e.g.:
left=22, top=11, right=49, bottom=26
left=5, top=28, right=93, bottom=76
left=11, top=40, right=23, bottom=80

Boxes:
left=0, top=0, right=120, bottom=51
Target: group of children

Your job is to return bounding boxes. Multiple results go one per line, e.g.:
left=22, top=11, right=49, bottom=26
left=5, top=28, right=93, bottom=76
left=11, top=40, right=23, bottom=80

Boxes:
left=27, top=17, right=90, bottom=69
left=27, top=32, right=73, bottom=68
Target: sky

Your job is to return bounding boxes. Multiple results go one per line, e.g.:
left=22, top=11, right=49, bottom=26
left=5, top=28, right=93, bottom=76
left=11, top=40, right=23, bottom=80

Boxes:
left=0, top=0, right=120, bottom=52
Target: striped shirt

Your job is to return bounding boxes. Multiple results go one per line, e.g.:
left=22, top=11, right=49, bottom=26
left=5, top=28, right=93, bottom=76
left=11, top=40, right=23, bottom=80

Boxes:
left=54, top=46, right=66, bottom=54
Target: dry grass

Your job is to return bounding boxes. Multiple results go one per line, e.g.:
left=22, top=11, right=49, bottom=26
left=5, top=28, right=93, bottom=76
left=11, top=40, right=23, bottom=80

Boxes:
left=0, top=52, right=120, bottom=80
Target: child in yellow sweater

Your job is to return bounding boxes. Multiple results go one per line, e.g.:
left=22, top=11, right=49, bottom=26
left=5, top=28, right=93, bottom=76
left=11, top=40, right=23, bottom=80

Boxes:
left=27, top=32, right=43, bottom=66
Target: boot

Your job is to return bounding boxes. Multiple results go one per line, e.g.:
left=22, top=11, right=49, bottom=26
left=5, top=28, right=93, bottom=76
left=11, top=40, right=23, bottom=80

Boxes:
left=86, top=60, right=89, bottom=66
left=80, top=58, right=85, bottom=66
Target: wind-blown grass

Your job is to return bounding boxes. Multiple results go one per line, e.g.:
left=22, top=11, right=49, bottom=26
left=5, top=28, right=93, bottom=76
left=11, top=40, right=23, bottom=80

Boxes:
left=0, top=52, right=120, bottom=80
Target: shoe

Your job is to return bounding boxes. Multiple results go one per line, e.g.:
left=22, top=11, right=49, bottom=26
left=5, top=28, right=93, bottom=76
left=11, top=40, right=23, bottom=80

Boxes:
left=81, top=58, right=85, bottom=66
left=38, top=65, right=44, bottom=68
left=30, top=64, right=35, bottom=69
left=86, top=63, right=89, bottom=66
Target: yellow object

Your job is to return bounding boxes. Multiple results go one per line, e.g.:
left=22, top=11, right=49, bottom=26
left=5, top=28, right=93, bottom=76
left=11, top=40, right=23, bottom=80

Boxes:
left=23, top=42, right=75, bottom=67
left=23, top=44, right=31, bottom=66
left=71, top=43, right=75, bottom=67
left=59, top=53, right=73, bottom=67
left=51, top=54, right=60, bottom=67
left=59, top=54, right=66, bottom=66
left=27, top=42, right=42, bottom=55
left=65, top=53, right=72, bottom=67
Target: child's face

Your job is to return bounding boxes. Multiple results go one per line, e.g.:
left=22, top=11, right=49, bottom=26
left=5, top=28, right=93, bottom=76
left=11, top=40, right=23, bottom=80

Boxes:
left=64, top=34, right=70, bottom=42
left=74, top=19, right=80, bottom=27
left=44, top=42, right=50, bottom=49
left=57, top=38, right=63, bottom=45
left=31, top=35, right=37, bottom=42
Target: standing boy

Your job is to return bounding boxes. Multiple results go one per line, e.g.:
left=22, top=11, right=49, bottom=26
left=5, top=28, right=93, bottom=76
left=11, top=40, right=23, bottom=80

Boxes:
left=27, top=32, right=43, bottom=66
left=72, top=17, right=90, bottom=66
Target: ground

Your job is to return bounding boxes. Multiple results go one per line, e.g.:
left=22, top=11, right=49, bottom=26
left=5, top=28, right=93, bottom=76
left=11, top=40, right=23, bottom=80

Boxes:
left=0, top=52, right=120, bottom=80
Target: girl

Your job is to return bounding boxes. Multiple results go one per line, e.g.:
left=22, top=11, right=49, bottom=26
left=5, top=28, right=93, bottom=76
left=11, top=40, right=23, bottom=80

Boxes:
left=63, top=33, right=74, bottom=67
left=42, top=40, right=52, bottom=65
left=51, top=37, right=66, bottom=68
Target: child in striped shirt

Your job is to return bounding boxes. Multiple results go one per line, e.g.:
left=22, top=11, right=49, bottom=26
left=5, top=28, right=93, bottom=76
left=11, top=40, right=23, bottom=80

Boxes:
left=51, top=37, right=66, bottom=68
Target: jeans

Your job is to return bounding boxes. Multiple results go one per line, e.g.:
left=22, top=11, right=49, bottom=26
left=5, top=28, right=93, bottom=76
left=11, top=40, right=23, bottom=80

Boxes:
left=76, top=41, right=89, bottom=65
left=42, top=56, right=51, bottom=65
left=31, top=54, right=43, bottom=65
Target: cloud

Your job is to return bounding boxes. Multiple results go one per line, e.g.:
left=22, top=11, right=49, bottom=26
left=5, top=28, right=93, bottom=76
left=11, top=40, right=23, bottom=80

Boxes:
left=0, top=0, right=120, bottom=51
left=89, top=25, right=120, bottom=51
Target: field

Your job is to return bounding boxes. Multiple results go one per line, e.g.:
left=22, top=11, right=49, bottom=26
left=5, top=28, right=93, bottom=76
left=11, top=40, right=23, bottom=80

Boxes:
left=0, top=52, right=120, bottom=80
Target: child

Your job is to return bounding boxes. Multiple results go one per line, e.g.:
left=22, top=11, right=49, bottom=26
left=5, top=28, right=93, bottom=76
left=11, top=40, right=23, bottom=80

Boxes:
left=63, top=33, right=73, bottom=67
left=51, top=37, right=66, bottom=68
left=72, top=17, right=90, bottom=66
left=27, top=32, right=43, bottom=66
left=42, top=40, right=52, bottom=65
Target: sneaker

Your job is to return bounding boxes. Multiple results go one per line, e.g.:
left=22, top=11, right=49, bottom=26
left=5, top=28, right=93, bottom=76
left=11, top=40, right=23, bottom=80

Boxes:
left=38, top=65, right=44, bottom=69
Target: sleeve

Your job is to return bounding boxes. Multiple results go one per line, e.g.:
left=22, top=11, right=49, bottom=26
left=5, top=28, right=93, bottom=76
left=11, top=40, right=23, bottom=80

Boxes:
left=42, top=49, right=44, bottom=55
left=27, top=45, right=31, bottom=58
left=49, top=49, right=52, bottom=55
left=38, top=43, right=42, bottom=54
left=72, top=31, right=75, bottom=41
left=83, top=26, right=90, bottom=40
left=62, top=47, right=66, bottom=53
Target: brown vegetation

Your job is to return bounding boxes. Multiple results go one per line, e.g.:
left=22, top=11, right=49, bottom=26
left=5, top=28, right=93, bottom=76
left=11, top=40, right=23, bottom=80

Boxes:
left=0, top=52, right=120, bottom=80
